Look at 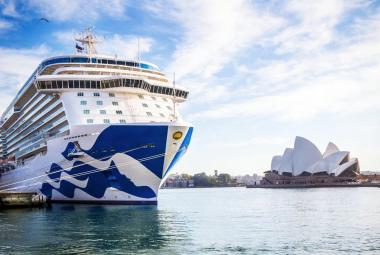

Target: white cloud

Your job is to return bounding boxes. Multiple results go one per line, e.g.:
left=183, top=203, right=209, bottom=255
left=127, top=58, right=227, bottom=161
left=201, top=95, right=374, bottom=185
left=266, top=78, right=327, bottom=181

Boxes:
left=179, top=1, right=380, bottom=124
left=0, top=19, right=12, bottom=30
left=163, top=0, right=284, bottom=80
left=1, top=0, right=20, bottom=18
left=271, top=0, right=360, bottom=54
left=27, top=0, right=129, bottom=21
left=0, top=45, right=49, bottom=113
left=97, top=35, right=153, bottom=60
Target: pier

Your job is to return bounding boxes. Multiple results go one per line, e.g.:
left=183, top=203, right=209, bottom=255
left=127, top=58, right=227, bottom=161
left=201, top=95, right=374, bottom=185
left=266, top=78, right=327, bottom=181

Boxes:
left=0, top=192, right=46, bottom=208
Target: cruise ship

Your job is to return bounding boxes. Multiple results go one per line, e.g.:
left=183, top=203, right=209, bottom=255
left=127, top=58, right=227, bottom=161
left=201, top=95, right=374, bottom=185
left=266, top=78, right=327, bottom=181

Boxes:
left=0, top=29, right=193, bottom=204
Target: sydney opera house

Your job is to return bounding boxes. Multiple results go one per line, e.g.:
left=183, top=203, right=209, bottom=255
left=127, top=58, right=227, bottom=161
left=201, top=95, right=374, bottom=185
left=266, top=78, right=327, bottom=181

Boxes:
left=262, top=137, right=360, bottom=185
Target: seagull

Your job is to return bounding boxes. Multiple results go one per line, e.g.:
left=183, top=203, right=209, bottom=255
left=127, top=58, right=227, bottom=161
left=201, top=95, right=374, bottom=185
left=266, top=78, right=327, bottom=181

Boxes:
left=40, top=18, right=49, bottom=23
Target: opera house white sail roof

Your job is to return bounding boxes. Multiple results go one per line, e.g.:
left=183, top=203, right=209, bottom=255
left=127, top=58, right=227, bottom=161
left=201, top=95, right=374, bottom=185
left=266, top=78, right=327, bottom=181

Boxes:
left=270, top=137, right=359, bottom=177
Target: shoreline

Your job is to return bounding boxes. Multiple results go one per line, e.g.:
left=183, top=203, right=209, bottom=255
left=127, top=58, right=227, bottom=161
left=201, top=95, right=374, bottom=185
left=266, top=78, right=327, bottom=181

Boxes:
left=246, top=183, right=380, bottom=189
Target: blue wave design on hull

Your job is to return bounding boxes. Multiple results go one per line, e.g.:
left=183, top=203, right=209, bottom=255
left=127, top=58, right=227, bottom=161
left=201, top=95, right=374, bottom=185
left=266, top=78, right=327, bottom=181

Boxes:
left=41, top=125, right=192, bottom=200
left=41, top=160, right=156, bottom=199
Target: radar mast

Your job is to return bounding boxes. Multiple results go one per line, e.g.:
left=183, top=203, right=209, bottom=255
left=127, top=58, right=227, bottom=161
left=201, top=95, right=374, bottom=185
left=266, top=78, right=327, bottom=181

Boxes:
left=75, top=27, right=99, bottom=55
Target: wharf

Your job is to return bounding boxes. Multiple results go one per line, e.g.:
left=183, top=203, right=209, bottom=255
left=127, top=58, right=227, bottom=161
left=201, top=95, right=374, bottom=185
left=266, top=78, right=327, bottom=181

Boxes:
left=0, top=192, right=46, bottom=208
left=246, top=183, right=380, bottom=189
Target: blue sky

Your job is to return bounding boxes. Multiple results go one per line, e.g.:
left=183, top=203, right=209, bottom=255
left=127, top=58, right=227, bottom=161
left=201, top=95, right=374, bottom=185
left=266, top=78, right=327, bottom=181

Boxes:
left=0, top=0, right=379, bottom=175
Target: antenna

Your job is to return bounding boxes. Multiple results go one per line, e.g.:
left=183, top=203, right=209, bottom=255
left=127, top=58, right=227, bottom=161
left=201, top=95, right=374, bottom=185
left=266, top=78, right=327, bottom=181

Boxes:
left=137, top=38, right=140, bottom=63
left=75, top=27, right=99, bottom=56
left=172, top=72, right=177, bottom=121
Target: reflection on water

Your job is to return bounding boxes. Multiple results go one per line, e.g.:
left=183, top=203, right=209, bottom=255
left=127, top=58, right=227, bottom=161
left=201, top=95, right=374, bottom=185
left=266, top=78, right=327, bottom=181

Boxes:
left=0, top=205, right=188, bottom=255
left=0, top=188, right=380, bottom=254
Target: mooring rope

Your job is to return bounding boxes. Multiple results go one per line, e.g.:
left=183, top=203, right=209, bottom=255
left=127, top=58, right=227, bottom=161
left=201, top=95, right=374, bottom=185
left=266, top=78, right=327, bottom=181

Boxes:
left=0, top=146, right=186, bottom=192
left=0, top=144, right=154, bottom=191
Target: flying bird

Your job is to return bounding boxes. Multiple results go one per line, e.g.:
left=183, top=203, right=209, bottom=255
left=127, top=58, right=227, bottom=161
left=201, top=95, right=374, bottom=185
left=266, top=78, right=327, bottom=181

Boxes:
left=40, top=18, right=49, bottom=23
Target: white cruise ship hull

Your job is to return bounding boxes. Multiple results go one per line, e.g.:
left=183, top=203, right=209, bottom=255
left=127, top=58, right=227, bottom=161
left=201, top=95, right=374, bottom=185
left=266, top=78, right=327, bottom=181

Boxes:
left=0, top=122, right=193, bottom=205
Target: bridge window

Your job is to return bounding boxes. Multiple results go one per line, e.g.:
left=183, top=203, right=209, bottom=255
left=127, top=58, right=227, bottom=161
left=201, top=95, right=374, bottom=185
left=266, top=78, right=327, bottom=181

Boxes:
left=94, top=92, right=100, bottom=97
left=109, top=93, right=115, bottom=97
left=160, top=113, right=165, bottom=117
left=80, top=100, right=87, bottom=105
left=116, top=110, right=123, bottom=115
left=100, top=110, right=106, bottom=115
left=119, top=119, right=126, bottom=124
left=103, top=119, right=110, bottom=124
left=77, top=92, right=84, bottom=97
left=112, top=101, right=119, bottom=106
left=87, top=119, right=93, bottom=124
left=167, top=106, right=172, bottom=110
left=146, top=112, right=153, bottom=117
left=142, top=103, right=148, bottom=108
left=138, top=95, right=144, bottom=99
left=83, top=110, right=90, bottom=114
left=96, top=101, right=103, bottom=105
left=155, top=104, right=161, bottom=108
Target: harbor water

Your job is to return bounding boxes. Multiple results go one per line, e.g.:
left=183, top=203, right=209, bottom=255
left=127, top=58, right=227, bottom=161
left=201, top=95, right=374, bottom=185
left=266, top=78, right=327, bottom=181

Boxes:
left=0, top=187, right=379, bottom=254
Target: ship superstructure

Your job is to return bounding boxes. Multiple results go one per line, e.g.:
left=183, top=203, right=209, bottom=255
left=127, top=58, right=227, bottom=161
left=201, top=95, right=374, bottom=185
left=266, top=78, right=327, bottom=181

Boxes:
left=0, top=29, right=193, bottom=204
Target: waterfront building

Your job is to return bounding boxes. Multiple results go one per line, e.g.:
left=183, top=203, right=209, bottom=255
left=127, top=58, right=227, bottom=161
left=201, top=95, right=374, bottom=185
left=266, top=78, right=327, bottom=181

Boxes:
left=0, top=28, right=193, bottom=204
left=262, top=137, right=359, bottom=185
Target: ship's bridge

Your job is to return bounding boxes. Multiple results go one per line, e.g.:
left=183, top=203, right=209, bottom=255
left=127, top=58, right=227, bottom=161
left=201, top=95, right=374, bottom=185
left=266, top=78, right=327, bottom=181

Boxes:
left=39, top=55, right=160, bottom=72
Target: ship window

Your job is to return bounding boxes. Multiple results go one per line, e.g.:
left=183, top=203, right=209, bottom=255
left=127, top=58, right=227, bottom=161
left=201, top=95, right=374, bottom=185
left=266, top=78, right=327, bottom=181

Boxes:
left=57, top=80, right=63, bottom=88
left=112, top=101, right=119, bottom=106
left=52, top=81, right=57, bottom=89
left=117, top=61, right=125, bottom=65
left=119, top=119, right=126, bottom=124
left=91, top=81, right=96, bottom=88
left=116, top=110, right=122, bottom=115
left=39, top=81, right=46, bottom=89
left=101, top=59, right=107, bottom=64
left=85, top=81, right=91, bottom=88
left=83, top=110, right=90, bottom=114
left=163, top=98, right=167, bottom=102
left=80, top=80, right=85, bottom=88
left=151, top=96, right=156, bottom=100
left=74, top=80, right=79, bottom=88
left=87, top=119, right=93, bottom=124
left=109, top=93, right=115, bottom=97
left=96, top=101, right=103, bottom=105
left=138, top=94, right=144, bottom=99
left=62, top=81, right=68, bottom=88
left=103, top=119, right=110, bottom=124
left=80, top=100, right=87, bottom=105
left=69, top=80, right=74, bottom=88
left=94, top=92, right=100, bottom=97
left=103, top=81, right=110, bottom=89
left=160, top=113, right=165, bottom=117
left=167, top=106, right=172, bottom=110
left=96, top=81, right=101, bottom=89
left=77, top=92, right=84, bottom=97
left=142, top=103, right=148, bottom=108
left=100, top=110, right=106, bottom=115
left=108, top=60, right=116, bottom=65
left=155, top=104, right=161, bottom=108
left=146, top=112, right=153, bottom=117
